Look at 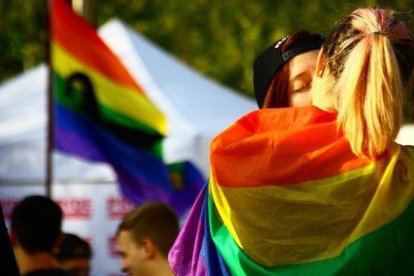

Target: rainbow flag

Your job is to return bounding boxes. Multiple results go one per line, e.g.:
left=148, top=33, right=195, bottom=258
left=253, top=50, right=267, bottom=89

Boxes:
left=170, top=106, right=414, bottom=275
left=50, top=0, right=203, bottom=213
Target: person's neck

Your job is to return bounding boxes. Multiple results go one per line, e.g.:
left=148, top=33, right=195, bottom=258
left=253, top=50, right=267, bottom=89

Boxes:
left=146, top=255, right=174, bottom=276
left=14, top=247, right=60, bottom=275
left=156, top=258, right=174, bottom=276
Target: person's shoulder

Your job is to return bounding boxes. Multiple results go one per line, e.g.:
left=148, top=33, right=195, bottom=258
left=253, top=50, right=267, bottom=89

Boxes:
left=24, top=268, right=74, bottom=276
left=401, top=144, right=414, bottom=159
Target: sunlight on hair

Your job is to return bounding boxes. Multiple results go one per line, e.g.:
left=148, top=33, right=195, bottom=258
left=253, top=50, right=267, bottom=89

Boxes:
left=331, top=8, right=412, bottom=157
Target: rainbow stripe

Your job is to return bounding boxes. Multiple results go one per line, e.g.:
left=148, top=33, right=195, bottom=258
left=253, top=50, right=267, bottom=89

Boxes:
left=170, top=106, right=414, bottom=274
left=50, top=0, right=204, bottom=213
left=169, top=185, right=230, bottom=276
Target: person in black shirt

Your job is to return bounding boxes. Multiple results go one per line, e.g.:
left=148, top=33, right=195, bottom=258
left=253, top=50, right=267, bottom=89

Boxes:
left=10, top=195, right=71, bottom=275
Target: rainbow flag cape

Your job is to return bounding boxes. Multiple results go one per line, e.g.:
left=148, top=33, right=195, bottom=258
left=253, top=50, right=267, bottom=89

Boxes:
left=50, top=0, right=203, bottom=213
left=170, top=106, right=414, bottom=275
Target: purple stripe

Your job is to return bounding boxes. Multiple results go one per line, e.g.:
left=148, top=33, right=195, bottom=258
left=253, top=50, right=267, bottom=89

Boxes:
left=169, top=184, right=229, bottom=275
left=54, top=126, right=107, bottom=162
left=54, top=102, right=204, bottom=215
left=54, top=102, right=173, bottom=196
left=169, top=186, right=207, bottom=275
left=54, top=102, right=172, bottom=189
left=115, top=166, right=173, bottom=205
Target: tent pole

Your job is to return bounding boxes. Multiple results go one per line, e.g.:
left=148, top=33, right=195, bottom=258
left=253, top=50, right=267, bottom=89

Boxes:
left=72, top=0, right=96, bottom=26
left=45, top=0, right=53, bottom=198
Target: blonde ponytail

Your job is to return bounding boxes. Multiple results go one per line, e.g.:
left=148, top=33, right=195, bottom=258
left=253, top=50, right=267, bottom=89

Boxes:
left=322, top=8, right=414, bottom=158
left=336, top=34, right=403, bottom=157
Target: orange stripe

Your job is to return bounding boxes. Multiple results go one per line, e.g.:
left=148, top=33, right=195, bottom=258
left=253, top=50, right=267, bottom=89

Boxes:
left=210, top=107, right=371, bottom=188
left=51, top=0, right=143, bottom=94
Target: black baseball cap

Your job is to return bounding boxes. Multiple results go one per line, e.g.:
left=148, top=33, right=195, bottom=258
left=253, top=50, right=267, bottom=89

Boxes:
left=253, top=34, right=325, bottom=108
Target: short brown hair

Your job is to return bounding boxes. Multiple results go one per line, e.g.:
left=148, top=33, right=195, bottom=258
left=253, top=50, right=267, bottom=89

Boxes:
left=116, top=202, right=179, bottom=257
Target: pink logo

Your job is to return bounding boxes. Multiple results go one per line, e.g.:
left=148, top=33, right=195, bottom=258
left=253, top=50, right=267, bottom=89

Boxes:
left=0, top=198, right=19, bottom=220
left=108, top=235, right=120, bottom=258
left=106, top=197, right=134, bottom=219
left=57, top=198, right=92, bottom=219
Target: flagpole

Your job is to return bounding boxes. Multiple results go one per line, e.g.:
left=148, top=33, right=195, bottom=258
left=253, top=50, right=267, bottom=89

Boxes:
left=45, top=0, right=53, bottom=198
left=44, top=0, right=95, bottom=198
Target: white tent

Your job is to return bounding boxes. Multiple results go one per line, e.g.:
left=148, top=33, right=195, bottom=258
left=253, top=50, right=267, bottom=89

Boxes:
left=397, top=125, right=414, bottom=146
left=0, top=19, right=256, bottom=185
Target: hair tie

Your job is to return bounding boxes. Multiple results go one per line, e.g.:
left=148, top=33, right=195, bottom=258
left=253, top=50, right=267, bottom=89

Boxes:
left=373, top=31, right=386, bottom=36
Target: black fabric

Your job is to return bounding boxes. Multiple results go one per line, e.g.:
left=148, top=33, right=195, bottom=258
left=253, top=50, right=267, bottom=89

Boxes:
left=56, top=233, right=91, bottom=261
left=253, top=41, right=285, bottom=109
left=253, top=35, right=324, bottom=108
left=24, top=269, right=74, bottom=276
left=281, top=42, right=324, bottom=62
left=0, top=203, right=19, bottom=276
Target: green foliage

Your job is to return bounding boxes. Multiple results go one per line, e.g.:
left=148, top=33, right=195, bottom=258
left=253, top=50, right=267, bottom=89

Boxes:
left=0, top=0, right=413, bottom=122
left=0, top=0, right=48, bottom=80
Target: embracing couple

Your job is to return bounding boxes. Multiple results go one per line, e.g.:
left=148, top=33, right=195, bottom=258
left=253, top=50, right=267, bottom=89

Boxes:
left=170, top=7, right=414, bottom=276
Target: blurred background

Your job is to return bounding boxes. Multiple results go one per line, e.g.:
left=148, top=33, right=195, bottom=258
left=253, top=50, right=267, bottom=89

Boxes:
left=0, top=0, right=413, bottom=120
left=0, top=2, right=413, bottom=274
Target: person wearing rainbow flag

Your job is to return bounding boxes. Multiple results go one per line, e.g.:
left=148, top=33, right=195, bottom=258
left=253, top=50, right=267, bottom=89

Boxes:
left=168, top=30, right=325, bottom=276
left=170, top=7, right=414, bottom=275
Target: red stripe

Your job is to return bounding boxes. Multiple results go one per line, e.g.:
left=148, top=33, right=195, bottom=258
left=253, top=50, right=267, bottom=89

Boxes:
left=50, top=0, right=143, bottom=93
left=210, top=107, right=372, bottom=188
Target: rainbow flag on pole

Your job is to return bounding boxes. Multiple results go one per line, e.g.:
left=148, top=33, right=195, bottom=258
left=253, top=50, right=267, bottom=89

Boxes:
left=50, top=0, right=203, bottom=213
left=170, top=106, right=414, bottom=275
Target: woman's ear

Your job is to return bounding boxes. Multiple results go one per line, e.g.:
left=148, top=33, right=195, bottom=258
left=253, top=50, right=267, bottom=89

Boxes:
left=315, top=48, right=325, bottom=77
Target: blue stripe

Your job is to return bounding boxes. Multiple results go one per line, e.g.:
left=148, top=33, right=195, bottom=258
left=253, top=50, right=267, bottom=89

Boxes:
left=54, top=102, right=172, bottom=191
left=200, top=185, right=231, bottom=276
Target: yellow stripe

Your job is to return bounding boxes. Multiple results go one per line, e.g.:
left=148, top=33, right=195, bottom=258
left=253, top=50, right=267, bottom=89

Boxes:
left=52, top=42, right=167, bottom=135
left=209, top=144, right=414, bottom=266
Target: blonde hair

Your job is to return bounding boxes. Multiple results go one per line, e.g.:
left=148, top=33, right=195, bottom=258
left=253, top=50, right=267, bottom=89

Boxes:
left=323, top=8, right=414, bottom=157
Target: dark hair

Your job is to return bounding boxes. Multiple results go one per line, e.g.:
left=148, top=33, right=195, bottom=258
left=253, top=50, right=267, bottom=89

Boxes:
left=116, top=202, right=179, bottom=257
left=254, top=31, right=324, bottom=108
left=56, top=233, right=92, bottom=261
left=11, top=195, right=63, bottom=253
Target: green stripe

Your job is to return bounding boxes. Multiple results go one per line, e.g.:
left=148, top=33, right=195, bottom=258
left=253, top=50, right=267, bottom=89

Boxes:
left=168, top=162, right=184, bottom=174
left=53, top=72, right=163, bottom=156
left=168, top=162, right=184, bottom=191
left=53, top=72, right=160, bottom=137
left=208, top=190, right=414, bottom=275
